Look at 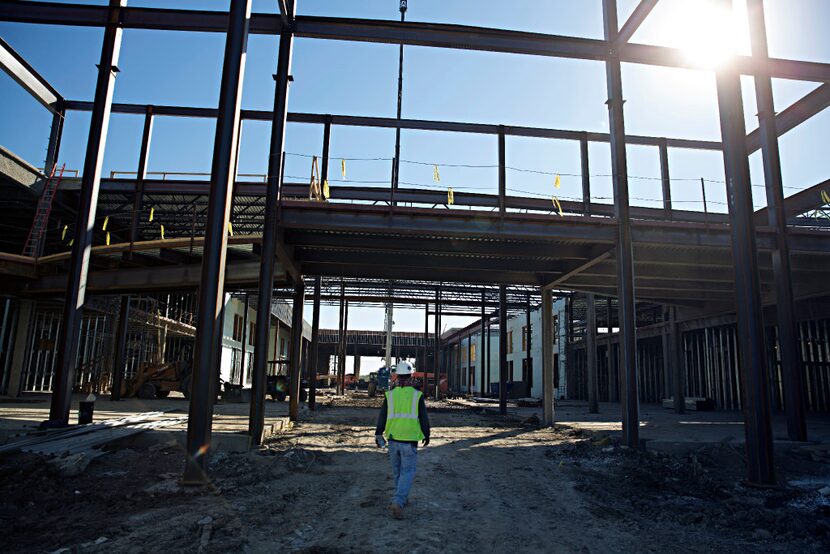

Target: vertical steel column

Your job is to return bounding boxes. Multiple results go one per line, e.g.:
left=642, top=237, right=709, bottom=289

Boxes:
left=44, top=103, right=65, bottom=176
left=747, top=0, right=807, bottom=442
left=308, top=276, right=321, bottom=410
left=525, top=292, right=532, bottom=396
left=659, top=138, right=672, bottom=220
left=670, top=307, right=685, bottom=414
left=288, top=281, right=305, bottom=421
left=480, top=290, right=486, bottom=396
left=499, top=285, right=507, bottom=415
left=485, top=318, right=491, bottom=392
left=184, top=0, right=251, bottom=482
left=466, top=335, right=472, bottom=394
left=715, top=51, right=775, bottom=485
left=423, top=302, right=428, bottom=376
left=342, top=299, right=349, bottom=389
left=580, top=134, right=591, bottom=216
left=434, top=289, right=440, bottom=398
left=391, top=1, right=407, bottom=206
left=48, top=0, right=126, bottom=426
left=130, top=106, right=154, bottom=250
left=586, top=294, right=599, bottom=413
left=321, top=115, right=331, bottom=185
left=336, top=282, right=345, bottom=394
left=110, top=295, right=130, bottom=401
left=250, top=10, right=293, bottom=446
left=542, top=289, right=554, bottom=425
left=603, top=0, right=639, bottom=447
left=239, top=292, right=249, bottom=385
left=498, top=126, right=506, bottom=217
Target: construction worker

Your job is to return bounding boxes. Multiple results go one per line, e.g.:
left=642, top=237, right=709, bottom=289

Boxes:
left=375, top=360, right=430, bottom=519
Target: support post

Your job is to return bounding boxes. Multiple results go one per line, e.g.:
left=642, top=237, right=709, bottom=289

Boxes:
left=48, top=0, right=126, bottom=426
left=659, top=138, right=672, bottom=220
left=110, top=295, right=130, bottom=401
left=250, top=10, right=293, bottom=446
left=747, top=0, right=807, bottom=442
left=288, top=281, right=305, bottom=421
left=184, top=0, right=251, bottom=483
left=434, top=288, right=441, bottom=398
left=670, top=307, right=685, bottom=414
left=499, top=285, right=507, bottom=415
left=44, top=103, right=65, bottom=176
left=525, top=292, right=532, bottom=396
left=467, top=335, right=473, bottom=395
left=423, top=302, right=428, bottom=376
left=336, top=282, right=345, bottom=394
left=130, top=106, right=154, bottom=250
left=485, top=318, right=491, bottom=392
left=391, top=2, right=406, bottom=206
left=586, top=294, right=598, bottom=413
left=239, top=292, right=249, bottom=385
left=580, top=134, right=591, bottom=216
left=480, top=290, right=486, bottom=396
left=341, top=299, right=349, bottom=390
left=498, top=126, right=506, bottom=217
left=542, top=288, right=554, bottom=425
left=308, top=276, right=321, bottom=410
left=715, top=45, right=775, bottom=485
left=321, top=115, right=331, bottom=186
left=603, top=0, right=639, bottom=447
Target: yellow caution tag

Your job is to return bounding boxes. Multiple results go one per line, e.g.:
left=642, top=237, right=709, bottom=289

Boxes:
left=447, top=187, right=454, bottom=205
left=106, top=232, right=110, bottom=246
left=149, top=207, right=155, bottom=222
left=68, top=239, right=73, bottom=247
left=433, top=165, right=441, bottom=183
left=552, top=196, right=563, bottom=217
left=323, top=179, right=330, bottom=200
left=160, top=224, right=165, bottom=240
left=61, top=225, right=68, bottom=241
left=228, top=222, right=234, bottom=237
left=102, top=215, right=109, bottom=231
left=822, top=190, right=830, bottom=204
left=555, top=174, right=561, bottom=189
left=341, top=159, right=346, bottom=180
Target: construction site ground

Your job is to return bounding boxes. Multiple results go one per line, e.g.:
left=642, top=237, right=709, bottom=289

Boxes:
left=1, top=392, right=830, bottom=553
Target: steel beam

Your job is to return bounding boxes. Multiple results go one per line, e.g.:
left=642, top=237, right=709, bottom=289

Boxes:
left=747, top=83, right=830, bottom=154
left=659, top=138, right=672, bottom=219
left=480, top=290, right=486, bottom=396
left=184, top=0, right=251, bottom=484
left=288, top=280, right=305, bottom=421
left=250, top=13, right=294, bottom=447
left=498, top=126, right=506, bottom=217
left=423, top=302, right=429, bottom=378
left=541, top=288, right=554, bottom=425
left=669, top=307, right=684, bottom=414
left=747, top=0, right=807, bottom=443
left=580, top=135, right=591, bottom=215
left=0, top=35, right=62, bottom=110
left=586, top=293, right=598, bottom=413
left=434, top=288, right=441, bottom=398
left=498, top=284, right=507, bottom=415
left=525, top=292, right=532, bottom=396
left=308, top=275, right=321, bottom=410
left=715, top=54, right=775, bottom=484
left=110, top=295, right=130, bottom=401
left=603, top=0, right=639, bottom=448
left=44, top=104, right=65, bottom=176
left=615, top=0, right=659, bottom=47
left=48, top=0, right=125, bottom=427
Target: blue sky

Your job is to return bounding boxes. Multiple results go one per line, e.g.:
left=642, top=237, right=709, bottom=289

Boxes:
left=1, top=0, right=829, bottom=355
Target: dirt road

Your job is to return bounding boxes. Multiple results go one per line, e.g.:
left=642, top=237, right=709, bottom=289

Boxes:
left=2, top=398, right=829, bottom=552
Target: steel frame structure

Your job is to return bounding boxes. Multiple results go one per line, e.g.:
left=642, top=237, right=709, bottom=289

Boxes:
left=1, top=0, right=829, bottom=484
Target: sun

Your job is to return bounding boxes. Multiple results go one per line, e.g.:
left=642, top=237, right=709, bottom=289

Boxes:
left=671, top=0, right=740, bottom=68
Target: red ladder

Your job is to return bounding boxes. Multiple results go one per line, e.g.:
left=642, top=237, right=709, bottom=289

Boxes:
left=22, top=163, right=65, bottom=258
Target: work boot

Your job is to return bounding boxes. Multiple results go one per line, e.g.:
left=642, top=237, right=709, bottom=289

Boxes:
left=389, top=503, right=403, bottom=520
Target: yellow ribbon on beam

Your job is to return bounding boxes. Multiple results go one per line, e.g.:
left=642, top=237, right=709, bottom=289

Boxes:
left=102, top=215, right=109, bottom=231
left=341, top=159, right=346, bottom=180
left=160, top=224, right=165, bottom=240
left=61, top=225, right=68, bottom=241
left=552, top=196, right=563, bottom=217
left=447, top=187, right=454, bottom=205
left=228, top=222, right=234, bottom=237
left=106, top=232, right=110, bottom=246
left=554, top=174, right=561, bottom=189
left=433, top=165, right=441, bottom=183
left=822, top=190, right=830, bottom=204
left=149, top=207, right=155, bottom=222
left=323, top=179, right=330, bottom=200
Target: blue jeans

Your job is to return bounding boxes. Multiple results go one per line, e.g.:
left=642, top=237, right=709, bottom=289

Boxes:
left=388, top=440, right=418, bottom=507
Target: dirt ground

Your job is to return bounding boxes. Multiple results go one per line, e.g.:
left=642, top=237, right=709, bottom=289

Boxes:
left=2, top=395, right=830, bottom=553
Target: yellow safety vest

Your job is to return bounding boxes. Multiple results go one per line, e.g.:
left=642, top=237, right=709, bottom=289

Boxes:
left=384, top=387, right=425, bottom=442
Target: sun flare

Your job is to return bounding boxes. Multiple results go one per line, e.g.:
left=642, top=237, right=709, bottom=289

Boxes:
left=672, top=0, right=739, bottom=68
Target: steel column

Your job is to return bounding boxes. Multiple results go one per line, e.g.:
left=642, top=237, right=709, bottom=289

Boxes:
left=336, top=281, right=345, bottom=394
left=239, top=292, right=249, bottom=385
left=288, top=281, right=305, bottom=421
left=525, top=292, right=532, bottom=395
left=580, top=134, right=591, bottom=215
left=184, top=0, right=251, bottom=483
left=44, top=104, right=65, bottom=176
left=423, top=302, right=428, bottom=375
left=250, top=13, right=293, bottom=446
left=110, top=295, right=130, bottom=401
left=542, top=288, right=554, bottom=425
left=467, top=334, right=473, bottom=394
left=603, top=0, right=639, bottom=447
left=130, top=106, right=154, bottom=249
left=659, top=138, right=672, bottom=219
left=715, top=54, right=775, bottom=484
left=499, top=284, right=507, bottom=415
left=391, top=1, right=406, bottom=205
left=480, top=290, right=486, bottom=396
left=747, top=0, right=807, bottom=442
left=586, top=294, right=598, bottom=413
left=498, top=126, right=506, bottom=217
left=434, top=288, right=440, bottom=398
left=308, top=276, right=321, bottom=410
left=485, top=318, right=491, bottom=392
left=48, top=0, right=126, bottom=426
left=321, top=114, right=331, bottom=184
left=670, top=307, right=684, bottom=414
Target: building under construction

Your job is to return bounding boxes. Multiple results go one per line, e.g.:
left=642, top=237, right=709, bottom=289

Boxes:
left=1, top=1, right=829, bottom=552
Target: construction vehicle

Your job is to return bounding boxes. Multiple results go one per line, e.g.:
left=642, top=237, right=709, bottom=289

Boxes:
left=367, top=366, right=391, bottom=397
left=125, top=361, right=193, bottom=399
left=266, top=360, right=307, bottom=402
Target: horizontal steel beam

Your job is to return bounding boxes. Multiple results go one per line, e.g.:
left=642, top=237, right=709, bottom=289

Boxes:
left=62, top=100, right=723, bottom=151
left=4, top=2, right=829, bottom=81
left=0, top=36, right=61, bottom=110
left=747, top=83, right=830, bottom=153
left=300, top=262, right=547, bottom=286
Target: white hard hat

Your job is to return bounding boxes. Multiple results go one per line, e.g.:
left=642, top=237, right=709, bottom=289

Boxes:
left=394, top=360, right=413, bottom=375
